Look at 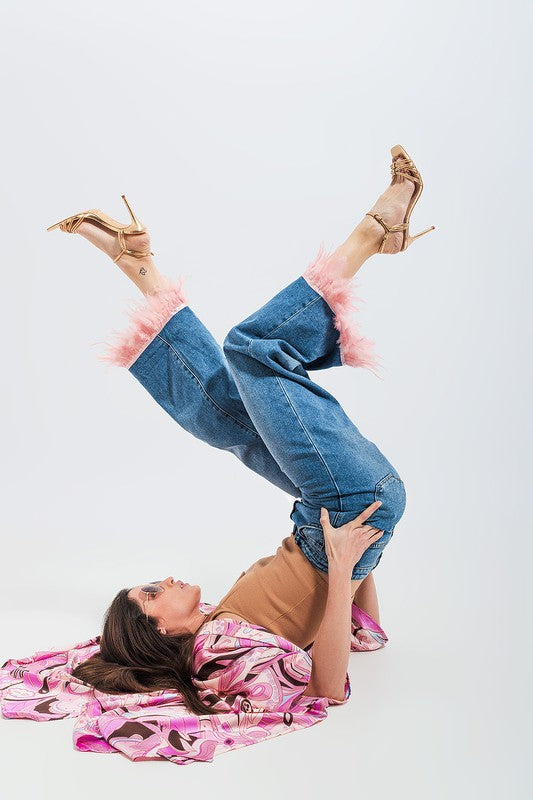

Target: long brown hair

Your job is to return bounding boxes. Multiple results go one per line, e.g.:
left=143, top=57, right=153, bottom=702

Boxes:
left=71, top=589, right=220, bottom=716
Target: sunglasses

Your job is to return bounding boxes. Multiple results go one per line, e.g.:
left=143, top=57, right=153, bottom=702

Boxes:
left=139, top=581, right=165, bottom=619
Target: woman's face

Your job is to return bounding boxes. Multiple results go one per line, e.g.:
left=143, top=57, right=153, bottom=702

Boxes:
left=127, top=576, right=202, bottom=635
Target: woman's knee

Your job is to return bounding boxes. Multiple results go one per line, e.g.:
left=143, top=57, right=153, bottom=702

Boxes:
left=372, top=472, right=407, bottom=531
left=336, top=470, right=407, bottom=532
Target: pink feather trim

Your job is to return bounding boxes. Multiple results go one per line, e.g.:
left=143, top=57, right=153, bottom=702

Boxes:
left=302, top=244, right=382, bottom=377
left=98, top=275, right=188, bottom=369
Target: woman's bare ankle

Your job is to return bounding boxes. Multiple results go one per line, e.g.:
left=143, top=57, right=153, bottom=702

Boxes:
left=123, top=261, right=168, bottom=296
left=334, top=220, right=380, bottom=280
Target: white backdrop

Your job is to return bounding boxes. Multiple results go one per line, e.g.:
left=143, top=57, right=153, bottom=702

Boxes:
left=1, top=1, right=530, bottom=797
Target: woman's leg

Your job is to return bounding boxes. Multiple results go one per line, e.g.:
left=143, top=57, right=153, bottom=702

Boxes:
left=76, top=169, right=411, bottom=538
left=352, top=572, right=380, bottom=622
left=77, top=222, right=299, bottom=497
left=222, top=212, right=409, bottom=581
left=123, top=305, right=303, bottom=497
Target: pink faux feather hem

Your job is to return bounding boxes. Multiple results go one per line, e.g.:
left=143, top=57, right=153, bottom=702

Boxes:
left=98, top=275, right=188, bottom=369
left=302, top=244, right=382, bottom=378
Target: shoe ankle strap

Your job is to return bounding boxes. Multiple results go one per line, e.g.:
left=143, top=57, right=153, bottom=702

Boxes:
left=113, top=228, right=153, bottom=263
left=365, top=213, right=408, bottom=234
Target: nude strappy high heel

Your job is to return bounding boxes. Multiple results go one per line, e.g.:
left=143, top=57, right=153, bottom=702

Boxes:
left=365, top=145, right=436, bottom=254
left=46, top=194, right=154, bottom=263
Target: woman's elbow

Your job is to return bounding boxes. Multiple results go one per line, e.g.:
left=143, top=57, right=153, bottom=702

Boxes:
left=302, top=681, right=345, bottom=703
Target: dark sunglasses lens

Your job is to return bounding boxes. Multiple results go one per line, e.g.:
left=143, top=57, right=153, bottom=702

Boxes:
left=140, top=584, right=164, bottom=595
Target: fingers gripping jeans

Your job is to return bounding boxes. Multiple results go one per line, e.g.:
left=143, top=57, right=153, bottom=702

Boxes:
left=100, top=251, right=407, bottom=580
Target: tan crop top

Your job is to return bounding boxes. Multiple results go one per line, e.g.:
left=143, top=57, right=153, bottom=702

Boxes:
left=206, top=534, right=330, bottom=650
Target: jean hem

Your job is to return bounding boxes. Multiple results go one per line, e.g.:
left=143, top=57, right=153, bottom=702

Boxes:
left=302, top=244, right=383, bottom=377
left=96, top=275, right=188, bottom=368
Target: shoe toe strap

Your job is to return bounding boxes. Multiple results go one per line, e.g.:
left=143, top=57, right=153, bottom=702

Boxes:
left=61, top=215, right=85, bottom=234
left=391, top=156, right=421, bottom=184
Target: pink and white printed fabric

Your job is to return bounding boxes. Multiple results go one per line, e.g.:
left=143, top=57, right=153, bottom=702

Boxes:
left=0, top=602, right=388, bottom=766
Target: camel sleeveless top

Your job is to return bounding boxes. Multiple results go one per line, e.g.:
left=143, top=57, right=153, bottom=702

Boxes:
left=207, top=534, right=330, bottom=650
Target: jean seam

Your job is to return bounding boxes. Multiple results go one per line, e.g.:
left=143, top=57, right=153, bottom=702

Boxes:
left=274, top=374, right=342, bottom=510
left=375, top=473, right=395, bottom=492
left=257, top=295, right=322, bottom=341
left=156, top=333, right=260, bottom=437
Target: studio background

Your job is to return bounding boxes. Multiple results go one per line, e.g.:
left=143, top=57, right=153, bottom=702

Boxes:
left=1, top=1, right=530, bottom=798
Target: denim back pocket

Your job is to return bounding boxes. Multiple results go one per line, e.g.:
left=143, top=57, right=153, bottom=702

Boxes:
left=294, top=524, right=329, bottom=573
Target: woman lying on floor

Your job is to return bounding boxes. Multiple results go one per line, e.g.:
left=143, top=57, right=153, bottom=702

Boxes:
left=43, top=145, right=432, bottom=717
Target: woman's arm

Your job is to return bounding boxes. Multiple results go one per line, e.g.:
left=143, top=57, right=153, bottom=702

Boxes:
left=302, top=563, right=353, bottom=701
left=301, top=502, right=384, bottom=701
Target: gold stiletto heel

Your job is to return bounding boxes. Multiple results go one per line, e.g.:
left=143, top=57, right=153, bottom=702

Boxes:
left=46, top=194, right=154, bottom=263
left=365, top=144, right=436, bottom=254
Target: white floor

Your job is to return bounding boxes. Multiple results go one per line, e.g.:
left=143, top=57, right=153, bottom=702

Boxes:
left=2, top=611, right=526, bottom=799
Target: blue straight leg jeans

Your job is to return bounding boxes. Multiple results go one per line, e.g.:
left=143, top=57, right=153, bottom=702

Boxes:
left=120, top=272, right=407, bottom=580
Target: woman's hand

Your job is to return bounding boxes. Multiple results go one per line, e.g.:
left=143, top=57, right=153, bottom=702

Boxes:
left=320, top=502, right=384, bottom=574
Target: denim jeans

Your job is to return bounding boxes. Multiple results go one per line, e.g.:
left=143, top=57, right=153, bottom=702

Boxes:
left=113, top=261, right=406, bottom=580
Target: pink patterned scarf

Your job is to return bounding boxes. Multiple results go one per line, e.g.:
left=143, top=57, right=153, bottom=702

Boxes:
left=0, top=601, right=388, bottom=766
